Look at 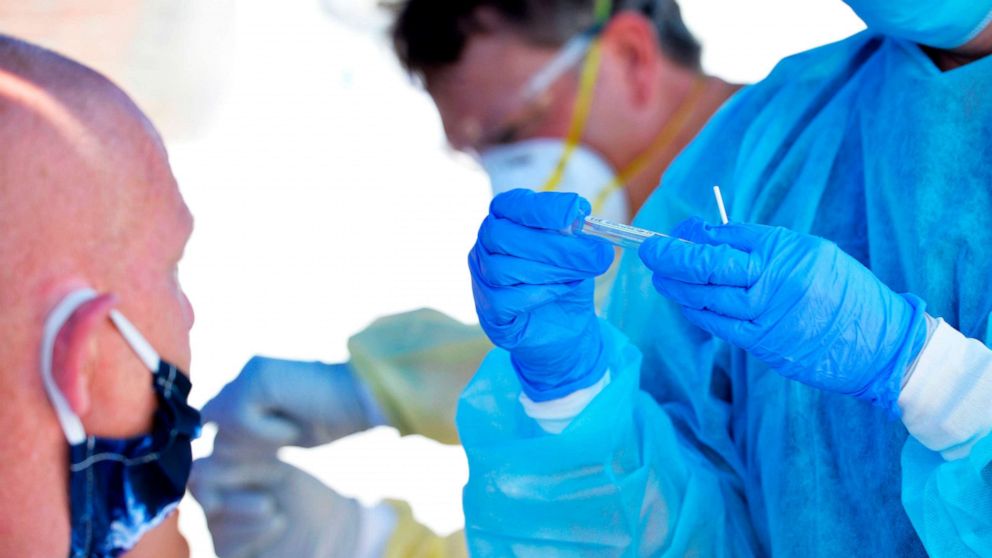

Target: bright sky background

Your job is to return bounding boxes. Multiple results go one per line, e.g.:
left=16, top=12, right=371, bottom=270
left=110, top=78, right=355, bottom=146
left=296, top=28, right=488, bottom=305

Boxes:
left=0, top=0, right=864, bottom=555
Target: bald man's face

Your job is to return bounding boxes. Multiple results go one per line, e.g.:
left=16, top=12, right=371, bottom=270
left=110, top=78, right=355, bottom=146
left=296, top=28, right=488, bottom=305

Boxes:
left=82, top=115, right=198, bottom=442
left=120, top=125, right=195, bottom=371
left=428, top=32, right=576, bottom=155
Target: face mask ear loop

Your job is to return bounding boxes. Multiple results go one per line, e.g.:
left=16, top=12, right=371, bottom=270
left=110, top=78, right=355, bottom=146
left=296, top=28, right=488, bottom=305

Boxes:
left=40, top=288, right=98, bottom=446
left=542, top=0, right=613, bottom=192
left=541, top=39, right=604, bottom=193
left=520, top=33, right=595, bottom=103
left=107, top=310, right=161, bottom=373
left=40, top=289, right=164, bottom=446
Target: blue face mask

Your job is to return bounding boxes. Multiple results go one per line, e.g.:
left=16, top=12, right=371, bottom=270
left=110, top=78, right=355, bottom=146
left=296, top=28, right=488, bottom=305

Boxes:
left=842, top=0, right=992, bottom=49
left=40, top=289, right=201, bottom=558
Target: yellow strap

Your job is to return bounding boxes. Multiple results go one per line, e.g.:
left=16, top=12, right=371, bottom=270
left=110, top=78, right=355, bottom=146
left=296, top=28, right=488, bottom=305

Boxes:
left=594, top=0, right=613, bottom=21
left=590, top=77, right=707, bottom=213
left=540, top=39, right=603, bottom=192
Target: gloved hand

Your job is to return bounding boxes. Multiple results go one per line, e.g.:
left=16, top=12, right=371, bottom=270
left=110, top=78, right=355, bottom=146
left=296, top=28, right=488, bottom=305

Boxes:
left=468, top=189, right=615, bottom=401
left=203, top=357, right=382, bottom=453
left=189, top=455, right=362, bottom=558
left=639, top=218, right=928, bottom=412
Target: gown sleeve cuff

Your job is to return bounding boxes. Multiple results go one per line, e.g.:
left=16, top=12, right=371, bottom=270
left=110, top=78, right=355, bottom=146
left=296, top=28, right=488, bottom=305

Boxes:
left=898, top=316, right=992, bottom=461
left=519, top=371, right=612, bottom=434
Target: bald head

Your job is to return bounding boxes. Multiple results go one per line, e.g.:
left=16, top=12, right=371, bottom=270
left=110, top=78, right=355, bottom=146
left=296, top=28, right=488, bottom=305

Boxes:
left=0, top=35, right=183, bottom=308
left=0, top=35, right=194, bottom=556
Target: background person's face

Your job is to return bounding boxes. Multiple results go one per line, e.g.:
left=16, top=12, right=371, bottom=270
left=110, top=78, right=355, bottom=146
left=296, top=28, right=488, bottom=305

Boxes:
left=427, top=32, right=579, bottom=154
left=423, top=18, right=673, bottom=177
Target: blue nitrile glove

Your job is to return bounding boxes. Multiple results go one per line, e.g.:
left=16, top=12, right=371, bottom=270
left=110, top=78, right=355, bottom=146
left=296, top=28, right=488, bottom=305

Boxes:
left=639, top=218, right=929, bottom=412
left=468, top=189, right=615, bottom=401
left=203, top=357, right=383, bottom=454
left=190, top=455, right=363, bottom=558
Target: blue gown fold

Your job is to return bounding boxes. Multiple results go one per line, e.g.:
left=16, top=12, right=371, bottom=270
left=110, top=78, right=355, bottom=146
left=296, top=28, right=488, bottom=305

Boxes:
left=459, top=31, right=992, bottom=557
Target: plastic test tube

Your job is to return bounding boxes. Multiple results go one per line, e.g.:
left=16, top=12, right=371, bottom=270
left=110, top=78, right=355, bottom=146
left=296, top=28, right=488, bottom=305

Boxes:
left=570, top=215, right=691, bottom=249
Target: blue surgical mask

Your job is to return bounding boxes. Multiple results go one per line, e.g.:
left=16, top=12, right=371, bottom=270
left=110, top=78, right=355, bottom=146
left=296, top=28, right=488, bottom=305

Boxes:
left=40, top=288, right=201, bottom=558
left=842, top=0, right=992, bottom=49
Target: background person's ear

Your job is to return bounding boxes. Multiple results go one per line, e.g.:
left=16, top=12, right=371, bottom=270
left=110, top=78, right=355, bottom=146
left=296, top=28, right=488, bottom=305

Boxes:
left=601, top=11, right=663, bottom=108
left=51, top=293, right=118, bottom=417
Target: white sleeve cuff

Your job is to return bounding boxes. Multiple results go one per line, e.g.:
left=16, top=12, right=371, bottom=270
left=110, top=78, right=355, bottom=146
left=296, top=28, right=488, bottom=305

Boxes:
left=898, top=317, right=992, bottom=461
left=519, top=371, right=611, bottom=434
left=354, top=502, right=397, bottom=558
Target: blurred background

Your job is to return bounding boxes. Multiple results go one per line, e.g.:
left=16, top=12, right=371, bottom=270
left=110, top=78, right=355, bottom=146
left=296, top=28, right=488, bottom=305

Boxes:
left=0, top=0, right=863, bottom=555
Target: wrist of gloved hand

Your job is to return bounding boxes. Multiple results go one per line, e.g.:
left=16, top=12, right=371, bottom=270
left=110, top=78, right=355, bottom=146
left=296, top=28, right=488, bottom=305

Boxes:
left=858, top=293, right=930, bottom=413
left=899, top=315, right=992, bottom=460
left=509, top=315, right=610, bottom=402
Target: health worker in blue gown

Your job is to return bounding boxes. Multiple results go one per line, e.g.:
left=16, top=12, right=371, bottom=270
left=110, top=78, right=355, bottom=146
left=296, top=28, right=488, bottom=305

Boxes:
left=459, top=1, right=992, bottom=556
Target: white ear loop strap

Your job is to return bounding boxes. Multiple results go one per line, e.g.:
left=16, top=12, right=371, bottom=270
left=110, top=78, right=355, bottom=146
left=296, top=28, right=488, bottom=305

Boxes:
left=108, top=310, right=160, bottom=372
left=520, top=32, right=595, bottom=102
left=40, top=287, right=162, bottom=445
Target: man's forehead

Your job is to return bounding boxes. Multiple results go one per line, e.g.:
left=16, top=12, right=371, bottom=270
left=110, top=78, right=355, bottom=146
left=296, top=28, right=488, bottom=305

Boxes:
left=427, top=33, right=559, bottom=149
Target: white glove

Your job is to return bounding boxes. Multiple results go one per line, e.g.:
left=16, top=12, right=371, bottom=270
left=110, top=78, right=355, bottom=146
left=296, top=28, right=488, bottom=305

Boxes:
left=203, top=356, right=384, bottom=453
left=190, top=455, right=364, bottom=558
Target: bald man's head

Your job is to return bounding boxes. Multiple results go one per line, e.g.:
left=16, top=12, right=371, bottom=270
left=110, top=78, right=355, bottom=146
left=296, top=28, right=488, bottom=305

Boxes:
left=0, top=35, right=180, bottom=308
left=0, top=35, right=194, bottom=556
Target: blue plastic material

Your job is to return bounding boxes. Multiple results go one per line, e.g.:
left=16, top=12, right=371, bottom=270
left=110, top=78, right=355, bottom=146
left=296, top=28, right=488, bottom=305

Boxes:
left=458, top=321, right=759, bottom=556
left=468, top=189, right=614, bottom=401
left=842, top=0, right=992, bottom=48
left=459, top=29, right=992, bottom=558
left=639, top=218, right=928, bottom=413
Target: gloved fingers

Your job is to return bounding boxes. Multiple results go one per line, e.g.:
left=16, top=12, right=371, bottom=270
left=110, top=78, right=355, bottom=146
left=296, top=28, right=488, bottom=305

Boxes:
left=477, top=216, right=613, bottom=273
left=201, top=357, right=315, bottom=447
left=471, top=273, right=579, bottom=325
left=209, top=430, right=283, bottom=461
left=640, top=235, right=759, bottom=287
left=205, top=396, right=303, bottom=448
left=672, top=217, right=774, bottom=252
left=189, top=455, right=287, bottom=512
left=471, top=249, right=608, bottom=287
left=206, top=491, right=278, bottom=521
left=669, top=216, right=713, bottom=242
left=200, top=387, right=233, bottom=426
left=210, top=507, right=287, bottom=558
left=489, top=189, right=590, bottom=230
left=192, top=462, right=288, bottom=558
left=651, top=277, right=760, bottom=321
left=680, top=307, right=760, bottom=347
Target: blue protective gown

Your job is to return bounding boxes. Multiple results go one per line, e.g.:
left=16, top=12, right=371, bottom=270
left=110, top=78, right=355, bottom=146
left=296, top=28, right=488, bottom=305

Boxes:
left=458, top=31, right=992, bottom=557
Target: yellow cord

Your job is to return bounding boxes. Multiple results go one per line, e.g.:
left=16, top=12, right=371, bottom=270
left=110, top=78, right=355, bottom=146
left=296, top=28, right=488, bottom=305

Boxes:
left=541, top=0, right=709, bottom=216
left=540, top=39, right=604, bottom=192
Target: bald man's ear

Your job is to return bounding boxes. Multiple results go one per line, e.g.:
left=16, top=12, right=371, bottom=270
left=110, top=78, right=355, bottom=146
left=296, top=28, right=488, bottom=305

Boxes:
left=601, top=11, right=663, bottom=108
left=51, top=293, right=118, bottom=417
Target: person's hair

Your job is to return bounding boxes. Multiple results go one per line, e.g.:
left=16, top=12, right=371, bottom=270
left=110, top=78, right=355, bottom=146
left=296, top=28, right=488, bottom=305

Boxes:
left=391, top=0, right=702, bottom=78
